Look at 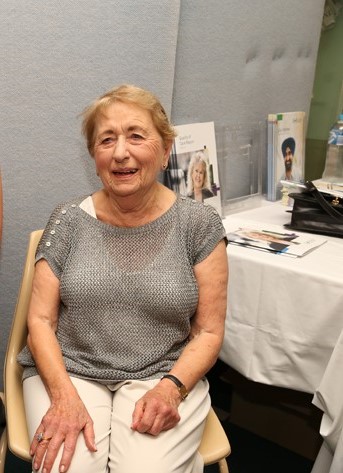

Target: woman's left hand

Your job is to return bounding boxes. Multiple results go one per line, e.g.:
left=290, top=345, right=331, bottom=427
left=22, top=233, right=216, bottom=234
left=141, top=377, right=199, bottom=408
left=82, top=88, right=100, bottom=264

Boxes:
left=131, top=381, right=181, bottom=435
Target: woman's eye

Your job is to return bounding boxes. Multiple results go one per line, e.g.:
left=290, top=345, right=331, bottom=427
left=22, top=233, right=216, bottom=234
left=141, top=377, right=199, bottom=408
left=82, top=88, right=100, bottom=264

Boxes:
left=101, top=137, right=114, bottom=145
left=130, top=133, right=144, bottom=141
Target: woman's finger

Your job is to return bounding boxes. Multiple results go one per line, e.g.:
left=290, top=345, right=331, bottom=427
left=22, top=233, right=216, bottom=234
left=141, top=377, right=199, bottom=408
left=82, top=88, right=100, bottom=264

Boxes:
left=82, top=419, right=97, bottom=452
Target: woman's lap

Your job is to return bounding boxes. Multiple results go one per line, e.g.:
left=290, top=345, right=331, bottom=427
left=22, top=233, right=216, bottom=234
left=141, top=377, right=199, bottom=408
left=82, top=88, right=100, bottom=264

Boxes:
left=23, top=376, right=210, bottom=473
left=108, top=378, right=210, bottom=473
left=23, top=376, right=112, bottom=473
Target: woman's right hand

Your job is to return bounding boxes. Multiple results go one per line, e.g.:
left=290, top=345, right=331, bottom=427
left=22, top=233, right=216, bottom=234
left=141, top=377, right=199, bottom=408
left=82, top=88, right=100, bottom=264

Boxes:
left=30, top=393, right=97, bottom=473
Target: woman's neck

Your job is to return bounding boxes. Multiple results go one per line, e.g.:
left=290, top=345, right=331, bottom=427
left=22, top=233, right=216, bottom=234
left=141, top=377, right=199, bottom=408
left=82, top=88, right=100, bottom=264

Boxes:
left=93, top=184, right=175, bottom=227
left=193, top=188, right=203, bottom=201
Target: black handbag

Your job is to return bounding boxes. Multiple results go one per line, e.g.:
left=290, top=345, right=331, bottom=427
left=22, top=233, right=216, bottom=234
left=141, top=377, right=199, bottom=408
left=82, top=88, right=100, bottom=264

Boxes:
left=285, top=181, right=343, bottom=238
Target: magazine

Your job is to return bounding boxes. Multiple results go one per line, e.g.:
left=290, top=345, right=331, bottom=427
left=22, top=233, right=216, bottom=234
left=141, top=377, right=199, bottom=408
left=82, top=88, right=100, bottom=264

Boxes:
left=165, top=121, right=222, bottom=215
left=226, top=221, right=326, bottom=257
left=267, top=112, right=306, bottom=201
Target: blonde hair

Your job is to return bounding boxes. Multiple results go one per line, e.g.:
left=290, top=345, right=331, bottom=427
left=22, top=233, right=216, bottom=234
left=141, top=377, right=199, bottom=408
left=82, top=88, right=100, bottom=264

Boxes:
left=81, top=84, right=177, bottom=156
left=186, top=151, right=211, bottom=194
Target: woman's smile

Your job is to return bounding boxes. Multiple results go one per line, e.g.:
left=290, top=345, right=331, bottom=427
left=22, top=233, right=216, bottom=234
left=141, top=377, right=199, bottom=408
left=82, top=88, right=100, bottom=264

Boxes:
left=112, top=167, right=138, bottom=177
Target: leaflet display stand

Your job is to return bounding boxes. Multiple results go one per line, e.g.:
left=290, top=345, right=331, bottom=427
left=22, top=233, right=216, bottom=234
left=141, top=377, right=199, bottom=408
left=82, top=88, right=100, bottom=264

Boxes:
left=216, top=122, right=264, bottom=216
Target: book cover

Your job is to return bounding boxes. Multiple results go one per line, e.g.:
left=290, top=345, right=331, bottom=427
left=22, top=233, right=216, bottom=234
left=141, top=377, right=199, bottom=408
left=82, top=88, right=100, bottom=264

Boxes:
left=226, top=221, right=326, bottom=257
left=166, top=121, right=222, bottom=215
left=267, top=112, right=306, bottom=201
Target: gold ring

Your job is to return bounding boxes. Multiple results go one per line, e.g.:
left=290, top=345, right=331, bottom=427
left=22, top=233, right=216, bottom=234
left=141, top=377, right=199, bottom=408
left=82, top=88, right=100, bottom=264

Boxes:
left=36, top=432, right=52, bottom=443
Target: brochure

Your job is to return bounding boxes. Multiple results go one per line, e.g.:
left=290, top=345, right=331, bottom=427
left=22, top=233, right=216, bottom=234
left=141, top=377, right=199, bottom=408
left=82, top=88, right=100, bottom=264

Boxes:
left=226, top=221, right=326, bottom=257
left=165, top=121, right=222, bottom=216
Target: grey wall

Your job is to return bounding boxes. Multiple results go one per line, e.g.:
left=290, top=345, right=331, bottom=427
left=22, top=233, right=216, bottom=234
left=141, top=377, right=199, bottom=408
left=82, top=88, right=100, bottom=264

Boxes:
left=0, top=0, right=325, bottom=388
left=172, top=0, right=325, bottom=125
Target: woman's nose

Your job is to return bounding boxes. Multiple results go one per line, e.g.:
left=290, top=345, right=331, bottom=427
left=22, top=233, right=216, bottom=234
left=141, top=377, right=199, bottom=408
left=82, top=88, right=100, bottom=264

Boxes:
left=112, top=136, right=129, bottom=161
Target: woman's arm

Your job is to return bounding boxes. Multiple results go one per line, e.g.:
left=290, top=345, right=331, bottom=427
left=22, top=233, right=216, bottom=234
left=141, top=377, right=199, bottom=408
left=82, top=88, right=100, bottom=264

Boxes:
left=132, top=239, right=228, bottom=434
left=27, top=259, right=96, bottom=473
left=167, top=238, right=228, bottom=387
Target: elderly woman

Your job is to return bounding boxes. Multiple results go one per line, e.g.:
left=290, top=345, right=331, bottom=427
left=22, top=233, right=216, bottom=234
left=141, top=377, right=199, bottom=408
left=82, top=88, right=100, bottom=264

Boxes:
left=18, top=85, right=228, bottom=473
left=186, top=151, right=214, bottom=203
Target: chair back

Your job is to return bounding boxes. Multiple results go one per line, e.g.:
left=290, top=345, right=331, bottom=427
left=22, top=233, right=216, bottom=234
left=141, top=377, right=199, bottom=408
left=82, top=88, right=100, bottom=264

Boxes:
left=4, top=230, right=43, bottom=461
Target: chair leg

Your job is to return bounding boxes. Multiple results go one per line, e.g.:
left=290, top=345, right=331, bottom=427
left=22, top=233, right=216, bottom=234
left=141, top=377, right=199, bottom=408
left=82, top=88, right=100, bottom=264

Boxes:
left=0, top=427, right=7, bottom=473
left=218, top=457, right=229, bottom=473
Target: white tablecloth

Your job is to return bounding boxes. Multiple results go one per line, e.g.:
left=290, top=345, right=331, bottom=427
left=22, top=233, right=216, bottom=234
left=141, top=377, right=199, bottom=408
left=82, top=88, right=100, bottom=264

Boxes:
left=311, top=328, right=343, bottom=473
left=220, top=201, right=343, bottom=393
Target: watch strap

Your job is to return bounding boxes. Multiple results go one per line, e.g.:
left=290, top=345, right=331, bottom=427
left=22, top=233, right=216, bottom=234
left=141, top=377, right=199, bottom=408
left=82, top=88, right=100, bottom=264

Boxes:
left=161, top=374, right=188, bottom=400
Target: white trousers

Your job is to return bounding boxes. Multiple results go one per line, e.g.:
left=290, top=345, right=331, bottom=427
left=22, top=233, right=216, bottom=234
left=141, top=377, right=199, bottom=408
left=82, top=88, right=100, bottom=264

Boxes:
left=23, top=376, right=211, bottom=473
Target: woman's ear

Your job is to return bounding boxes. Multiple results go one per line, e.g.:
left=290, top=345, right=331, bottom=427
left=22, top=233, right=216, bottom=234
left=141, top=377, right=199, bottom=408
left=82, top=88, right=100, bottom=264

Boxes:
left=165, top=139, right=173, bottom=153
left=162, top=141, right=173, bottom=166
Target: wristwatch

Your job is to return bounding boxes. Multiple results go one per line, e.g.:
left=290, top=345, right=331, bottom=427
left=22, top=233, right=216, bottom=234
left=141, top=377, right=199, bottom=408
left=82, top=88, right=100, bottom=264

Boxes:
left=161, top=374, right=188, bottom=401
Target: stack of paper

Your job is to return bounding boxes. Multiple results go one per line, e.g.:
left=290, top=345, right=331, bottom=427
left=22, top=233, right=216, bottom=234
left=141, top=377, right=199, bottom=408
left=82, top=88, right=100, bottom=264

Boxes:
left=227, top=221, right=326, bottom=257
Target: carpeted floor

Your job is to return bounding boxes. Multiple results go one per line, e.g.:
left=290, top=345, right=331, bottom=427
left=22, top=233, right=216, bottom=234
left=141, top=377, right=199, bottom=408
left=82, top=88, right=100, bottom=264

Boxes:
left=222, top=420, right=314, bottom=473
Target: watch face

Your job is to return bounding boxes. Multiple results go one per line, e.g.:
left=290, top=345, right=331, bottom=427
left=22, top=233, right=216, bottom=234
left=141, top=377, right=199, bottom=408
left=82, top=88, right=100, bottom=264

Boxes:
left=179, top=385, right=188, bottom=400
left=161, top=374, right=188, bottom=400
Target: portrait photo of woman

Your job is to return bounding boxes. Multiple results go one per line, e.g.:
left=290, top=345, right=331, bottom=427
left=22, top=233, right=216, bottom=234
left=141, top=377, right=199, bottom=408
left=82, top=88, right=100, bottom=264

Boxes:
left=186, top=150, right=214, bottom=203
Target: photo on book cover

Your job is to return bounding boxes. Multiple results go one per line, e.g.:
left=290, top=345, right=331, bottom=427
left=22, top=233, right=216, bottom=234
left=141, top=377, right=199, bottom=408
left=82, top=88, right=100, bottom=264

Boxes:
left=164, top=122, right=222, bottom=216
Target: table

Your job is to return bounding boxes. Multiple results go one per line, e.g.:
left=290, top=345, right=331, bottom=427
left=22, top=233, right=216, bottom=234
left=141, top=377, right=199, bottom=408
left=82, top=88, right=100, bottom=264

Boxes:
left=310, top=326, right=343, bottom=473
left=220, top=201, right=343, bottom=394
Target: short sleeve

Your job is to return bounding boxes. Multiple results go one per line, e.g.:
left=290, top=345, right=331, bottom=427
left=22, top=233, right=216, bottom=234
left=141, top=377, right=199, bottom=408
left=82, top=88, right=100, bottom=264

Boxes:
left=187, top=201, right=227, bottom=266
left=36, top=200, right=80, bottom=278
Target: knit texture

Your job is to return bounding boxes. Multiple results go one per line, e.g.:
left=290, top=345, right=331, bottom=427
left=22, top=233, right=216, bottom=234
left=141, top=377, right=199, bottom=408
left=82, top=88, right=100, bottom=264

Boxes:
left=18, top=195, right=226, bottom=384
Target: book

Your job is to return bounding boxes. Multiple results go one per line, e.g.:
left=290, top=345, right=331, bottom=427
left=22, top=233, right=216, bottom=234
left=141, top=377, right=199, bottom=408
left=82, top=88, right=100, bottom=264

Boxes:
left=267, top=112, right=306, bottom=201
left=226, top=221, right=326, bottom=257
left=165, top=121, right=222, bottom=215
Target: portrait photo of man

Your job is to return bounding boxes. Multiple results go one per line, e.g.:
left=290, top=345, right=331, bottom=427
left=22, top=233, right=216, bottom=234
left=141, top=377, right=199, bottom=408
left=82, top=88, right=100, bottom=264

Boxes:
left=280, top=137, right=301, bottom=182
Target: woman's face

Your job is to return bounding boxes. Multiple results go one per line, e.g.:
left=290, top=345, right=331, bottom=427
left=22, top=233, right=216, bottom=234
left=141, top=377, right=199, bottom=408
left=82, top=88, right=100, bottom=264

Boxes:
left=93, top=101, right=170, bottom=198
left=192, top=162, right=205, bottom=190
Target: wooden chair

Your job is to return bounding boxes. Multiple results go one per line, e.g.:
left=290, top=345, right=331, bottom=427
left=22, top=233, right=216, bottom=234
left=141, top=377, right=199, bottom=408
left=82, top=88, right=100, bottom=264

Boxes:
left=0, top=230, right=231, bottom=473
left=0, top=230, right=42, bottom=473
left=199, top=407, right=231, bottom=472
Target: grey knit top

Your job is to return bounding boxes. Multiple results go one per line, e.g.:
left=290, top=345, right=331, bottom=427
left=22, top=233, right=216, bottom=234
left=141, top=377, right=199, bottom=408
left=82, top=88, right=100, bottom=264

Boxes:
left=18, top=194, right=226, bottom=384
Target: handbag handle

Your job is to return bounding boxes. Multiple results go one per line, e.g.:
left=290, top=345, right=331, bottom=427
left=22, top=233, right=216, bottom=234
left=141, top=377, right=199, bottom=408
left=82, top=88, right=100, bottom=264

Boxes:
left=305, top=181, right=343, bottom=220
